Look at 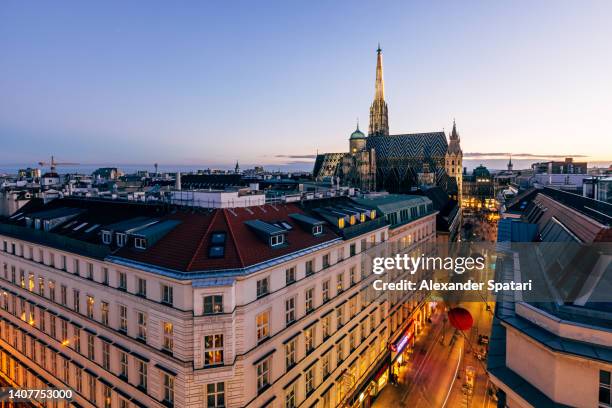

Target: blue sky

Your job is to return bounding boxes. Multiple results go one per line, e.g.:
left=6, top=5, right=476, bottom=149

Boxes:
left=1, top=1, right=611, bottom=168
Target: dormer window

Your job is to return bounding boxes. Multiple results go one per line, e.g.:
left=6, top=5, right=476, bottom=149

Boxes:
left=134, top=238, right=147, bottom=250
left=102, top=231, right=112, bottom=245
left=116, top=233, right=127, bottom=247
left=270, top=234, right=284, bottom=247
left=34, top=219, right=41, bottom=230
left=312, top=225, right=323, bottom=236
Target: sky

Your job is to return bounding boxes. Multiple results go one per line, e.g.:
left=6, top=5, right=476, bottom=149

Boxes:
left=1, top=0, right=611, bottom=170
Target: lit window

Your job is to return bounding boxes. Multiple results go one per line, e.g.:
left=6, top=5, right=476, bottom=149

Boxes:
left=256, top=311, right=269, bottom=342
left=203, top=295, right=223, bottom=314
left=204, top=334, right=224, bottom=366
left=163, top=322, right=173, bottom=352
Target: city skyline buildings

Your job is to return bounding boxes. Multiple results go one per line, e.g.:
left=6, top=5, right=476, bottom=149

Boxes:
left=1, top=1, right=611, bottom=167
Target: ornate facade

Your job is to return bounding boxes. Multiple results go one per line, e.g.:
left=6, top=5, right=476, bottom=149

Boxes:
left=314, top=47, right=463, bottom=200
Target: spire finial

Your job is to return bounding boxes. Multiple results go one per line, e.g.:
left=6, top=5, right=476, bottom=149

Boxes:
left=356, top=117, right=360, bottom=130
left=377, top=43, right=382, bottom=53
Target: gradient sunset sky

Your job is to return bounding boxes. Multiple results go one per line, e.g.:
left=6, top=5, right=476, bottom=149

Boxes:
left=1, top=1, right=611, bottom=167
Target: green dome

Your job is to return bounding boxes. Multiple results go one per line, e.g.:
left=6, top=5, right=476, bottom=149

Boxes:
left=350, top=126, right=365, bottom=140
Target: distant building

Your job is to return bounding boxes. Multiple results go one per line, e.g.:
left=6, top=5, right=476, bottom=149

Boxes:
left=531, top=157, right=587, bottom=174
left=462, top=165, right=495, bottom=209
left=314, top=47, right=462, bottom=198
left=92, top=167, right=120, bottom=180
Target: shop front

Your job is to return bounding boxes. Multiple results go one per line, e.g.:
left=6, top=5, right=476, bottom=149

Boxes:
left=389, top=320, right=415, bottom=382
left=344, top=351, right=390, bottom=408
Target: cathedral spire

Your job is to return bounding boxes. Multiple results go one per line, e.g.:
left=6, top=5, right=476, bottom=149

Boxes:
left=369, top=44, right=389, bottom=137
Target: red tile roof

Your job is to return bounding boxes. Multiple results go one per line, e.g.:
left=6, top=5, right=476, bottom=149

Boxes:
left=116, top=203, right=339, bottom=272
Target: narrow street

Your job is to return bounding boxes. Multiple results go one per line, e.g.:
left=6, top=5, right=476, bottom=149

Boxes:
left=372, top=209, right=499, bottom=408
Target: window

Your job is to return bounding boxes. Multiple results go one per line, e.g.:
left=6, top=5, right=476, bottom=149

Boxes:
left=118, top=271, right=127, bottom=291
left=337, top=342, right=345, bottom=362
left=305, top=326, right=315, bottom=352
left=102, top=268, right=109, bottom=285
left=101, top=302, right=109, bottom=325
left=103, top=385, right=112, bottom=408
left=285, top=384, right=296, bottom=408
left=285, top=267, right=296, bottom=285
left=256, top=358, right=270, bottom=392
left=87, top=374, right=96, bottom=404
left=116, top=233, right=127, bottom=247
left=87, top=263, right=94, bottom=280
left=62, top=359, right=70, bottom=384
left=336, top=272, right=344, bottom=293
left=601, top=370, right=611, bottom=407
left=73, top=328, right=81, bottom=353
left=313, top=225, right=323, bottom=235
left=50, top=315, right=56, bottom=338
left=38, top=277, right=45, bottom=296
left=350, top=243, right=356, bottom=256
left=134, top=237, right=147, bottom=250
left=75, top=367, right=82, bottom=392
left=256, top=311, right=269, bottom=342
left=206, top=382, right=225, bottom=408
left=119, top=351, right=128, bottom=379
left=73, top=259, right=80, bottom=275
left=87, top=334, right=95, bottom=360
left=61, top=320, right=68, bottom=343
left=322, top=254, right=330, bottom=268
left=102, top=342, right=110, bottom=370
left=204, top=334, right=224, bottom=366
left=322, top=315, right=331, bottom=339
left=322, top=353, right=330, bottom=378
left=336, top=305, right=344, bottom=329
left=285, top=339, right=296, bottom=370
left=61, top=255, right=67, bottom=270
left=305, top=287, right=314, bottom=313
left=163, top=322, right=173, bottom=352
left=73, top=289, right=80, bottom=313
left=349, top=330, right=356, bottom=351
left=102, top=231, right=112, bottom=244
left=60, top=285, right=67, bottom=306
left=119, top=398, right=129, bottom=408
left=137, top=278, right=146, bottom=297
left=350, top=266, right=356, bottom=285
left=203, top=295, right=223, bottom=314
left=137, top=360, right=147, bottom=390
left=305, top=366, right=315, bottom=395
left=305, top=259, right=314, bottom=276
left=285, top=297, right=296, bottom=326
left=256, top=277, right=269, bottom=298
left=48, top=280, right=55, bottom=301
left=161, top=284, right=173, bottom=305
left=137, top=312, right=147, bottom=341
left=163, top=373, right=175, bottom=404
left=270, top=234, right=284, bottom=247
left=87, top=296, right=94, bottom=319
left=322, top=280, right=330, bottom=303
left=119, top=305, right=128, bottom=333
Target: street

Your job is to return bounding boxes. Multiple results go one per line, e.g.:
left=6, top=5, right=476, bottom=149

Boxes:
left=372, top=209, right=498, bottom=408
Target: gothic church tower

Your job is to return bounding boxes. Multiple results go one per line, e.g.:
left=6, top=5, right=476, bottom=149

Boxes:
left=445, top=120, right=463, bottom=203
left=368, top=45, right=389, bottom=137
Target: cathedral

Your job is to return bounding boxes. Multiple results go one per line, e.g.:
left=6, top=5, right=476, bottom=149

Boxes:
left=313, top=46, right=463, bottom=202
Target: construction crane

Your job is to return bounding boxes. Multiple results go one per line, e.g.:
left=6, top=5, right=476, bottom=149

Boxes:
left=37, top=156, right=80, bottom=173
